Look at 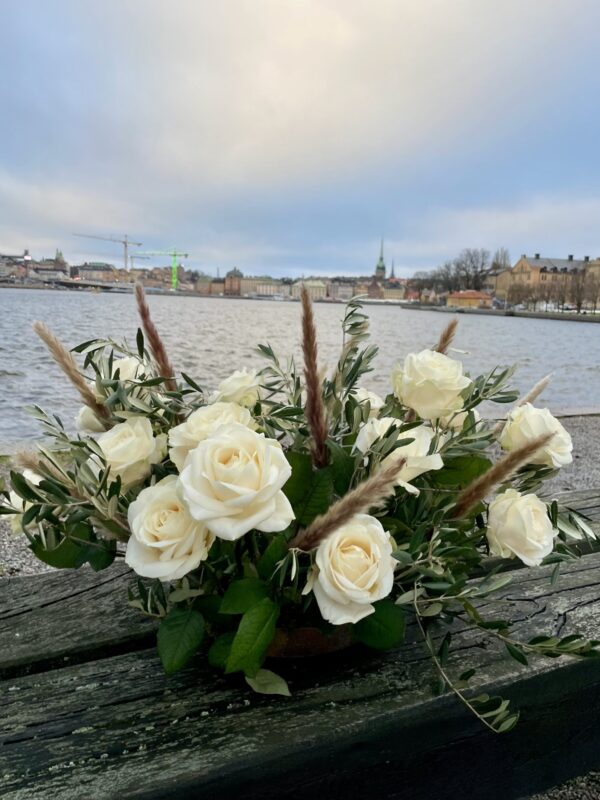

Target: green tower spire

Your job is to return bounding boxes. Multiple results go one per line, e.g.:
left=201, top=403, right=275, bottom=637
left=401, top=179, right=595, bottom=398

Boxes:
left=375, top=239, right=386, bottom=281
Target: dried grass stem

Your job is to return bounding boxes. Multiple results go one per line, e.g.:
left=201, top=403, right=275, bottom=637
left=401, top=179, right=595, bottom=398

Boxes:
left=434, top=318, right=458, bottom=355
left=33, top=322, right=110, bottom=422
left=135, top=283, right=177, bottom=393
left=453, top=432, right=553, bottom=518
left=301, top=286, right=329, bottom=469
left=290, top=458, right=404, bottom=551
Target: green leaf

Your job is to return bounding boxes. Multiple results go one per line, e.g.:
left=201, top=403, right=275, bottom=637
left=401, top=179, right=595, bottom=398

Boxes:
left=136, top=328, right=145, bottom=358
left=220, top=578, right=269, bottom=615
left=434, top=456, right=492, bottom=487
left=194, top=595, right=233, bottom=627
left=31, top=534, right=89, bottom=569
left=245, top=669, right=291, bottom=697
left=157, top=608, right=205, bottom=675
left=181, top=372, right=204, bottom=393
left=296, top=468, right=334, bottom=527
left=86, top=540, right=117, bottom=571
left=327, top=440, right=356, bottom=496
left=257, top=534, right=289, bottom=580
left=208, top=632, right=236, bottom=669
left=353, top=600, right=406, bottom=650
left=225, top=598, right=280, bottom=676
left=22, top=504, right=41, bottom=527
left=282, top=452, right=313, bottom=507
left=420, top=602, right=443, bottom=617
left=9, top=471, right=42, bottom=502
left=505, top=642, right=528, bottom=666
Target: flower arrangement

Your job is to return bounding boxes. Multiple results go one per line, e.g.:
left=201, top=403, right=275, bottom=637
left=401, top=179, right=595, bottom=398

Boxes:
left=2, top=285, right=597, bottom=729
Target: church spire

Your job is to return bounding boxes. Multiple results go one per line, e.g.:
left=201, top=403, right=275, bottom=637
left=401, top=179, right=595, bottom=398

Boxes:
left=375, top=238, right=386, bottom=281
left=390, top=259, right=395, bottom=279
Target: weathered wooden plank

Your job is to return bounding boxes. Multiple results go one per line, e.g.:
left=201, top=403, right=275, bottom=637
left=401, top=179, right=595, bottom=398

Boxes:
left=3, top=551, right=600, bottom=799
left=544, top=487, right=600, bottom=517
left=0, top=489, right=599, bottom=798
left=0, top=562, right=155, bottom=676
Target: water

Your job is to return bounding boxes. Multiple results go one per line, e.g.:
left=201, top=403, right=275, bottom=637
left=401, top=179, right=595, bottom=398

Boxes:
left=1, top=288, right=599, bottom=449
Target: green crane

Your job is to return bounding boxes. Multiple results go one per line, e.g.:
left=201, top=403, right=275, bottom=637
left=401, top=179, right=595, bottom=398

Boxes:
left=137, top=248, right=189, bottom=291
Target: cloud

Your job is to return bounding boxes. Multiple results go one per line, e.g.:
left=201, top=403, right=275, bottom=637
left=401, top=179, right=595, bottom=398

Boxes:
left=383, top=195, right=600, bottom=275
left=1, top=1, right=600, bottom=274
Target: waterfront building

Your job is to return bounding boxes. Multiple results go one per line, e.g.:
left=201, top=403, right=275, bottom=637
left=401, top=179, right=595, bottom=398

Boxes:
left=447, top=290, right=493, bottom=309
left=291, top=279, right=327, bottom=300
left=368, top=275, right=384, bottom=299
left=507, top=253, right=600, bottom=308
left=254, top=280, right=290, bottom=297
left=30, top=250, right=69, bottom=281
left=0, top=249, right=31, bottom=279
left=224, top=268, right=243, bottom=296
left=483, top=268, right=512, bottom=300
left=327, top=278, right=356, bottom=301
left=71, top=262, right=118, bottom=282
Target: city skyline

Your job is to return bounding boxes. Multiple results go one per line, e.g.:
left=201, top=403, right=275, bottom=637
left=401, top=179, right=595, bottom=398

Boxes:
left=2, top=2, right=600, bottom=277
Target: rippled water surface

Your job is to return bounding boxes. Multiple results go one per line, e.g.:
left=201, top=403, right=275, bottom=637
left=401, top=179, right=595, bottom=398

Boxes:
left=1, top=288, right=599, bottom=448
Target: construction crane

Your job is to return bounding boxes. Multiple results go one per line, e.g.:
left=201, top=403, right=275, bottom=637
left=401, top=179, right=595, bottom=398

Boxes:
left=129, top=254, right=150, bottom=270
left=73, top=233, right=142, bottom=272
left=137, top=248, right=189, bottom=291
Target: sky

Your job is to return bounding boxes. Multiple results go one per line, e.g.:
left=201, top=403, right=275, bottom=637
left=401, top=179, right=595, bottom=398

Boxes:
left=2, top=0, right=600, bottom=278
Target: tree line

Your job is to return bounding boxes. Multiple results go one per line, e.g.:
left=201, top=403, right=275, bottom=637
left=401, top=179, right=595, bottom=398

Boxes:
left=410, top=248, right=510, bottom=293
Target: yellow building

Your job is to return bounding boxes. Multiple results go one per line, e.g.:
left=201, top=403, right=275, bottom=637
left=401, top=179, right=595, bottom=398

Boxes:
left=447, top=290, right=492, bottom=309
left=507, top=254, right=600, bottom=306
left=291, top=279, right=327, bottom=300
left=483, top=268, right=512, bottom=300
left=382, top=284, right=407, bottom=301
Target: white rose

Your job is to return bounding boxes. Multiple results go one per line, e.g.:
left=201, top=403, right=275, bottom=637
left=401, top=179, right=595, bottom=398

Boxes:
left=499, top=403, right=572, bottom=469
left=486, top=488, right=555, bottom=567
left=306, top=514, right=395, bottom=625
left=95, top=417, right=166, bottom=488
left=381, top=424, right=444, bottom=494
left=392, top=349, right=471, bottom=420
left=354, top=417, right=400, bottom=454
left=75, top=405, right=106, bottom=434
left=168, top=402, right=257, bottom=471
left=179, top=423, right=294, bottom=540
left=125, top=476, right=215, bottom=580
left=353, top=387, right=385, bottom=418
left=439, top=408, right=481, bottom=432
left=8, top=469, right=42, bottom=533
left=212, top=369, right=261, bottom=407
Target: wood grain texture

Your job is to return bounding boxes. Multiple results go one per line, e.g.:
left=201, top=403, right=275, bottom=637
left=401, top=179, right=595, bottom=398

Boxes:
left=0, top=493, right=599, bottom=799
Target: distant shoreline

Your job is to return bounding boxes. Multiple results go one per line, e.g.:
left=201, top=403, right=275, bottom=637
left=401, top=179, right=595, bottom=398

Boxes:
left=402, top=304, right=600, bottom=324
left=2, top=283, right=600, bottom=322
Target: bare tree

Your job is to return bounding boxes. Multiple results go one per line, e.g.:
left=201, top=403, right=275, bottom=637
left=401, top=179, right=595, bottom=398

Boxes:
left=570, top=269, right=587, bottom=313
left=507, top=281, right=527, bottom=306
left=491, top=247, right=511, bottom=272
left=554, top=276, right=568, bottom=311
left=539, top=279, right=554, bottom=311
left=454, top=248, right=490, bottom=290
left=585, top=272, right=600, bottom=313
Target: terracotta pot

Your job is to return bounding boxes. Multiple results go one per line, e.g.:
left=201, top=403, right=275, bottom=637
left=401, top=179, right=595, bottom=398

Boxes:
left=266, top=625, right=353, bottom=658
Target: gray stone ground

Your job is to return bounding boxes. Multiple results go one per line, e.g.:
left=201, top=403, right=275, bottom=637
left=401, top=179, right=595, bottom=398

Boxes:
left=1, top=416, right=599, bottom=798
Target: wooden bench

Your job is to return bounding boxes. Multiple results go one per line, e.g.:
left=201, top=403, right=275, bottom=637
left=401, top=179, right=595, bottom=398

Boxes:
left=1, top=488, right=600, bottom=800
